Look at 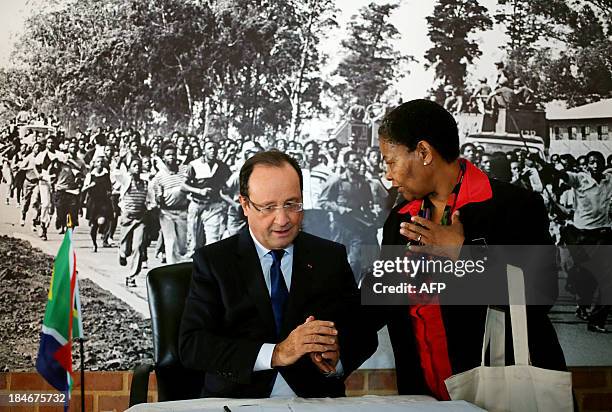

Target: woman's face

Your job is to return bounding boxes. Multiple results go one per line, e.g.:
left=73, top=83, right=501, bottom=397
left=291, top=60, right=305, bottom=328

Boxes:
left=379, top=138, right=432, bottom=202
left=93, top=157, right=104, bottom=170
left=462, top=145, right=475, bottom=162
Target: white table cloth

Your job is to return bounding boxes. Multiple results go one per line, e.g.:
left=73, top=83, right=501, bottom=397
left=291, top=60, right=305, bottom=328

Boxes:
left=126, top=395, right=485, bottom=412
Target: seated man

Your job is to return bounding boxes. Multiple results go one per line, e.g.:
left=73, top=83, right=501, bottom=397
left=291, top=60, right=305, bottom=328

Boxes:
left=179, top=150, right=376, bottom=398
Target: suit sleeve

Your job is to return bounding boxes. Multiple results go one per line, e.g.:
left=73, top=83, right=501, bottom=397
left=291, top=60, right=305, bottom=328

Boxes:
left=333, top=244, right=378, bottom=376
left=179, top=249, right=264, bottom=385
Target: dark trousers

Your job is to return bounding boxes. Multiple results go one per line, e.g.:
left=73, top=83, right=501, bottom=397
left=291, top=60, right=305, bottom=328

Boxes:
left=566, top=226, right=611, bottom=327
left=55, top=191, right=80, bottom=229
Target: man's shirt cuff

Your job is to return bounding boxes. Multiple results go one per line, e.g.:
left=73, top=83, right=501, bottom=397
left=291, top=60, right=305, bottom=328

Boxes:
left=253, top=343, right=275, bottom=371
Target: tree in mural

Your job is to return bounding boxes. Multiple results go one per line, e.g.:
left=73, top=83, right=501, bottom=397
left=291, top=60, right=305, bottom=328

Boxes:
left=266, top=0, right=338, bottom=140
left=499, top=1, right=612, bottom=107
left=7, top=0, right=335, bottom=138
left=333, top=1, right=411, bottom=112
left=425, top=0, right=492, bottom=94
left=494, top=0, right=573, bottom=53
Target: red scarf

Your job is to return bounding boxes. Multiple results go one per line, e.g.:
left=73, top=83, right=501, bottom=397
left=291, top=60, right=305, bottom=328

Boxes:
left=398, top=159, right=492, bottom=400
left=398, top=159, right=492, bottom=217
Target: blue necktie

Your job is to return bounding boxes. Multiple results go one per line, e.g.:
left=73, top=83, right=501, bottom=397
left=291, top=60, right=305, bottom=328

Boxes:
left=270, top=249, right=288, bottom=335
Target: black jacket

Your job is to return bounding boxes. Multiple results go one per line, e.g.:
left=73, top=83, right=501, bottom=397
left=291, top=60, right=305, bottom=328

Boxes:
left=367, top=178, right=567, bottom=396
left=179, top=228, right=377, bottom=398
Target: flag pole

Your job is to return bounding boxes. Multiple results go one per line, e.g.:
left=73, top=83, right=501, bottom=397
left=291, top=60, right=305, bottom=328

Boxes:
left=67, top=214, right=85, bottom=411
left=79, top=337, right=85, bottom=412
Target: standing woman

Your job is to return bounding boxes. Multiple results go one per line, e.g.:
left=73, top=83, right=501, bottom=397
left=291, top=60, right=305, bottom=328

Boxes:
left=82, top=156, right=113, bottom=252
left=369, top=99, right=567, bottom=399
left=1, top=139, right=18, bottom=205
left=12, top=142, right=29, bottom=206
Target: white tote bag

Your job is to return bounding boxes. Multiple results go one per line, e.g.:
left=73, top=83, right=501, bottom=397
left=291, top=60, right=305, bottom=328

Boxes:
left=444, top=265, right=573, bottom=412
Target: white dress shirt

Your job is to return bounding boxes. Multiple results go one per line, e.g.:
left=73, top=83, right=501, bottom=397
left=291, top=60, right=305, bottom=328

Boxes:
left=250, top=229, right=296, bottom=397
left=249, top=230, right=343, bottom=397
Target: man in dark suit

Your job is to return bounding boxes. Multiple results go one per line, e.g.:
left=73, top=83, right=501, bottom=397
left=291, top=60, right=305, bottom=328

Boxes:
left=179, top=151, right=376, bottom=398
left=368, top=99, right=567, bottom=399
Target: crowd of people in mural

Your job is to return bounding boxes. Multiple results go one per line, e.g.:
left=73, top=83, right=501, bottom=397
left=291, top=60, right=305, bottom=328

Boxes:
left=460, top=141, right=612, bottom=332
left=0, top=111, right=394, bottom=287
left=0, top=104, right=610, bottom=331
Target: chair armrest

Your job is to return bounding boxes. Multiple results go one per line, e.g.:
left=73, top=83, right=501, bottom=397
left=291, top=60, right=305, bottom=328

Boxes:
left=129, top=361, right=155, bottom=407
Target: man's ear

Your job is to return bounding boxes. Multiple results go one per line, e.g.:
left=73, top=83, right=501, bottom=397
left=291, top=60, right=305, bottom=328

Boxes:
left=416, top=140, right=434, bottom=165
left=239, top=195, right=250, bottom=217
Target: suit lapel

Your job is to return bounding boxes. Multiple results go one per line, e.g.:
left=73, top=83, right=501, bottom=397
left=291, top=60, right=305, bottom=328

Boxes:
left=236, top=228, right=277, bottom=338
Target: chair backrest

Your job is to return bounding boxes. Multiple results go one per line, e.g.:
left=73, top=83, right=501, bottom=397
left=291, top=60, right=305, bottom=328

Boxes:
left=146, top=263, right=204, bottom=401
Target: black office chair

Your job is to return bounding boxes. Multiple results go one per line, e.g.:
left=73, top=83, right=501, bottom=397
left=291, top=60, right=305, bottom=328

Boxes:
left=129, top=263, right=205, bottom=406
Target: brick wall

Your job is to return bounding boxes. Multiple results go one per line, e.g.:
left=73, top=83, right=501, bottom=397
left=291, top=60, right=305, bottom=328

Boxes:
left=1, top=371, right=156, bottom=412
left=571, top=367, right=612, bottom=411
left=2, top=367, right=611, bottom=412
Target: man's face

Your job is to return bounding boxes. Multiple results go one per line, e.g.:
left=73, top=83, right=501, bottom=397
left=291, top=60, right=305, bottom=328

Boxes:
left=46, top=139, right=54, bottom=151
left=191, top=146, right=202, bottom=160
left=129, top=161, right=141, bottom=176
left=32, top=143, right=41, bottom=155
left=379, top=139, right=431, bottom=202
left=130, top=141, right=139, bottom=154
left=587, top=155, right=603, bottom=176
left=345, top=153, right=361, bottom=173
left=510, top=161, right=521, bottom=176
left=480, top=155, right=492, bottom=173
left=177, top=136, right=187, bottom=152
left=462, top=146, right=475, bottom=161
left=263, top=136, right=276, bottom=149
left=327, top=142, right=339, bottom=158
left=68, top=142, right=78, bottom=156
left=240, top=163, right=303, bottom=250
left=304, top=143, right=318, bottom=164
left=204, top=142, right=217, bottom=161
left=276, top=140, right=287, bottom=152
left=162, top=148, right=177, bottom=167
left=367, top=149, right=381, bottom=167
left=227, top=143, right=238, bottom=156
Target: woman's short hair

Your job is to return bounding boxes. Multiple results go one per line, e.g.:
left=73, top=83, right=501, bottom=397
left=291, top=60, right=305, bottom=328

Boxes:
left=378, top=99, right=460, bottom=162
